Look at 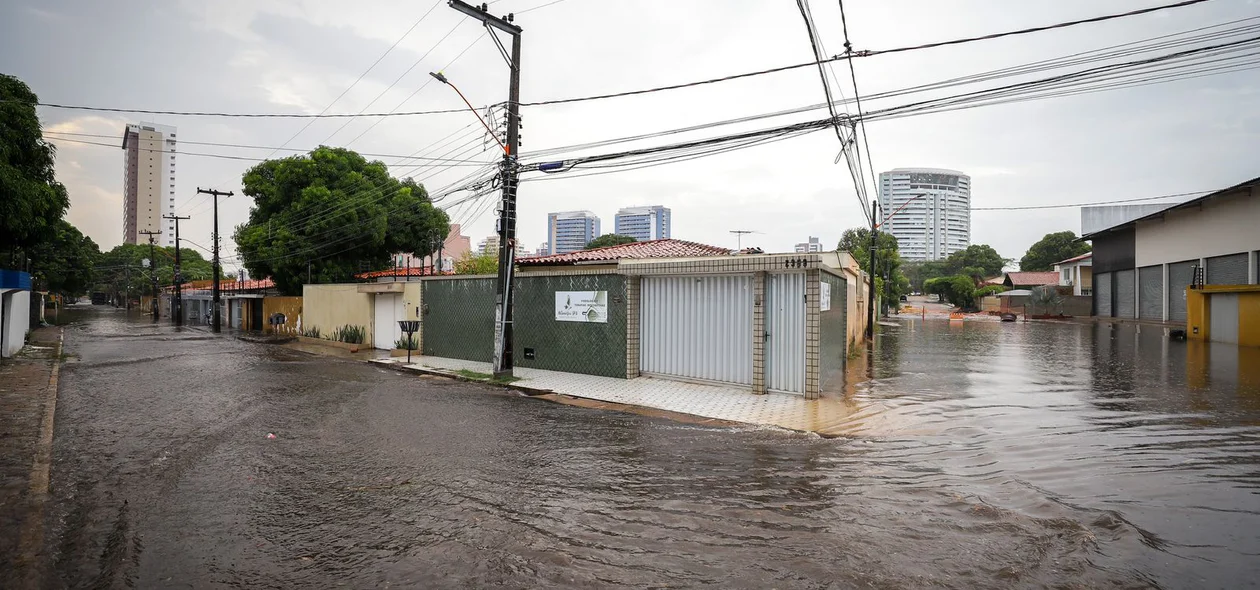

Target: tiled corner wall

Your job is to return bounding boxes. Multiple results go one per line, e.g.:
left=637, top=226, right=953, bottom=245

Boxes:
left=752, top=271, right=767, bottom=394
left=805, top=269, right=821, bottom=399
left=625, top=276, right=641, bottom=379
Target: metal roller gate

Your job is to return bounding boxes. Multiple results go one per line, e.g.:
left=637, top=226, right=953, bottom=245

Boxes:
left=1168, top=260, right=1196, bottom=321
left=1138, top=265, right=1163, bottom=320
left=1095, top=272, right=1112, bottom=317
left=1115, top=269, right=1135, bottom=319
left=640, top=275, right=753, bottom=385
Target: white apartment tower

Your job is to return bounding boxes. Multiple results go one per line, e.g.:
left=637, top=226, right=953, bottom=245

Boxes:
left=877, top=168, right=971, bottom=261
left=122, top=122, right=177, bottom=247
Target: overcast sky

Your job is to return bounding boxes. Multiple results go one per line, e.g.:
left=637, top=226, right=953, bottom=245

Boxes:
left=3, top=0, right=1257, bottom=269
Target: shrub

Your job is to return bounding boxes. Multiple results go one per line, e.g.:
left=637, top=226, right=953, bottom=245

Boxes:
left=394, top=336, right=419, bottom=350
left=331, top=325, right=365, bottom=344
left=300, top=326, right=321, bottom=339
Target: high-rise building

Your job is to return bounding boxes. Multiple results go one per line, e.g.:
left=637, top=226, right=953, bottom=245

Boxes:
left=614, top=205, right=671, bottom=241
left=537, top=242, right=550, bottom=256
left=877, top=168, right=971, bottom=261
left=547, top=211, right=601, bottom=254
left=122, top=122, right=177, bottom=247
left=794, top=236, right=822, bottom=253
left=478, top=235, right=527, bottom=258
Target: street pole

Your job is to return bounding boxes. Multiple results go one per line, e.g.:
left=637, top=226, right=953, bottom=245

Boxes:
left=866, top=200, right=878, bottom=341
left=197, top=188, right=233, bottom=333
left=140, top=230, right=161, bottom=320
left=444, top=0, right=522, bottom=378
left=164, top=214, right=190, bottom=325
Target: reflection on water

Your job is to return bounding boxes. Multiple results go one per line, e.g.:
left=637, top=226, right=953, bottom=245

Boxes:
left=45, top=309, right=1260, bottom=588
left=853, top=319, right=1260, bottom=587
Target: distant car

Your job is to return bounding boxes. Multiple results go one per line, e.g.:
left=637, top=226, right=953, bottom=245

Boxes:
left=899, top=295, right=908, bottom=302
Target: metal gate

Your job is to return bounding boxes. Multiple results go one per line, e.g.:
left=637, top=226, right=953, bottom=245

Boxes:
left=1095, top=272, right=1112, bottom=317
left=1207, top=253, right=1249, bottom=285
left=765, top=273, right=805, bottom=394
left=1138, top=265, right=1163, bottom=320
left=640, top=275, right=752, bottom=385
left=373, top=293, right=402, bottom=350
left=1210, top=293, right=1240, bottom=344
left=1115, top=269, right=1135, bottom=318
left=1168, top=260, right=1196, bottom=321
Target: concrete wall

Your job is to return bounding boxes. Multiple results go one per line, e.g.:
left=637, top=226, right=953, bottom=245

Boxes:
left=1081, top=204, right=1168, bottom=236
left=512, top=274, right=628, bottom=378
left=1187, top=285, right=1260, bottom=347
left=302, top=284, right=374, bottom=343
left=263, top=296, right=304, bottom=335
left=2, top=290, right=31, bottom=358
left=1134, top=190, right=1260, bottom=266
left=819, top=271, right=848, bottom=394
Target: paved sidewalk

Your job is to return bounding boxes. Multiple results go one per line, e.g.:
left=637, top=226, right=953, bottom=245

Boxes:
left=371, top=356, right=864, bottom=434
left=0, top=326, right=62, bottom=585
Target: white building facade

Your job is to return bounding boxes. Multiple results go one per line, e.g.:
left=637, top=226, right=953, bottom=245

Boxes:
left=614, top=205, right=671, bottom=241
left=878, top=168, right=971, bottom=261
left=547, top=210, right=601, bottom=254
left=122, top=122, right=177, bottom=247
left=795, top=236, right=822, bottom=253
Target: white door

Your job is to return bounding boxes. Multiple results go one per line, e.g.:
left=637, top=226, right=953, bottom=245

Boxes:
left=373, top=293, right=403, bottom=350
left=640, top=275, right=752, bottom=385
left=1210, top=293, right=1239, bottom=344
left=765, top=273, right=805, bottom=394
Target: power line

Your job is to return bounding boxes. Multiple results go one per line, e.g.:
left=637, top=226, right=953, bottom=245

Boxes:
left=972, top=191, right=1207, bottom=211
left=837, top=0, right=880, bottom=216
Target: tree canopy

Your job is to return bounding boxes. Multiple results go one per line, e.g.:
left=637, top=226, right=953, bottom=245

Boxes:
left=943, top=244, right=1006, bottom=278
left=585, top=234, right=637, bottom=250
left=1, top=74, right=70, bottom=257
left=28, top=219, right=100, bottom=296
left=837, top=228, right=910, bottom=309
left=1020, top=231, right=1090, bottom=271
left=453, top=252, right=498, bottom=275
left=95, top=244, right=214, bottom=297
left=233, top=147, right=449, bottom=295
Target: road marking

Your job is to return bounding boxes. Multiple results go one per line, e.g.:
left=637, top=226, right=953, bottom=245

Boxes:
left=16, top=327, right=64, bottom=589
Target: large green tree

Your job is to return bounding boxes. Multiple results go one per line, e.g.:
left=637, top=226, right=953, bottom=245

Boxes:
left=1, top=74, right=70, bottom=260
left=96, top=244, right=214, bottom=297
left=585, top=234, right=636, bottom=250
left=28, top=219, right=100, bottom=296
left=943, top=244, right=1007, bottom=278
left=233, top=147, right=449, bottom=294
left=838, top=228, right=910, bottom=308
left=1020, top=231, right=1090, bottom=271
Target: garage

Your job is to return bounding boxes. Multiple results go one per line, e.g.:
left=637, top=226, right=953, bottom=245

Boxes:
left=1138, top=265, right=1163, bottom=320
left=640, top=275, right=752, bottom=386
left=1209, top=293, right=1240, bottom=344
left=1095, top=272, right=1112, bottom=317
left=1115, top=269, right=1136, bottom=318
left=373, top=293, right=403, bottom=350
left=1168, top=260, right=1197, bottom=321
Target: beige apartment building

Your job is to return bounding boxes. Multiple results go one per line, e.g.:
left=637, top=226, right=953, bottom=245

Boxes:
left=122, top=122, right=177, bottom=247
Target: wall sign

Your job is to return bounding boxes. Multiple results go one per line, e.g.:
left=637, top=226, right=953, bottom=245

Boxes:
left=555, top=291, right=608, bottom=323
left=820, top=281, right=831, bottom=312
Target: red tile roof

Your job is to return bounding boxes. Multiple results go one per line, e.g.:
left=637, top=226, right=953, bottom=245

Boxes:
left=518, top=239, right=730, bottom=266
left=354, top=267, right=448, bottom=279
left=1004, top=271, right=1060, bottom=286
left=1053, top=251, right=1092, bottom=265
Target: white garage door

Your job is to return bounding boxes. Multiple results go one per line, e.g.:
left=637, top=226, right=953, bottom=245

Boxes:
left=641, top=275, right=752, bottom=385
left=373, top=293, right=403, bottom=350
left=1210, top=293, right=1240, bottom=344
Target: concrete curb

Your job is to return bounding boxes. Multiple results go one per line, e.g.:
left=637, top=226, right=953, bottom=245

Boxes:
left=17, top=326, right=63, bottom=588
left=369, top=359, right=554, bottom=397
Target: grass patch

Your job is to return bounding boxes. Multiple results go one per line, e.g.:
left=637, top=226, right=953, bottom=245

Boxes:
left=455, top=369, right=521, bottom=384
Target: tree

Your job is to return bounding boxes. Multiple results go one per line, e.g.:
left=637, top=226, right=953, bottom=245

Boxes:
left=1020, top=231, right=1090, bottom=271
left=837, top=227, right=908, bottom=309
left=453, top=252, right=497, bottom=275
left=943, top=244, right=1006, bottom=278
left=924, top=274, right=981, bottom=310
left=585, top=234, right=636, bottom=250
left=1, top=74, right=70, bottom=260
left=232, top=147, right=449, bottom=295
left=95, top=244, right=214, bottom=297
left=28, top=219, right=99, bottom=296
left=903, top=260, right=947, bottom=293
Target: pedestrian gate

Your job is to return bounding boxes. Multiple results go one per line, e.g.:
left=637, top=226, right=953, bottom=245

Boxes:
left=640, top=275, right=752, bottom=385
left=373, top=293, right=403, bottom=350
left=765, top=273, right=805, bottom=394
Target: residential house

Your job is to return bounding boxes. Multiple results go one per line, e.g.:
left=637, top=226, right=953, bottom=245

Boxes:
left=1002, top=271, right=1060, bottom=290
left=1053, top=252, right=1093, bottom=295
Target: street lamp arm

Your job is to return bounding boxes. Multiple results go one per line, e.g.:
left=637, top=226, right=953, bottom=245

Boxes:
left=429, top=72, right=508, bottom=155
left=875, top=192, right=930, bottom=229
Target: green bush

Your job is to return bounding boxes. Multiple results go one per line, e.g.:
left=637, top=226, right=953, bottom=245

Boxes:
left=300, top=326, right=321, bottom=339
left=331, top=325, right=365, bottom=344
left=974, top=285, right=1007, bottom=298
left=394, top=335, right=419, bottom=350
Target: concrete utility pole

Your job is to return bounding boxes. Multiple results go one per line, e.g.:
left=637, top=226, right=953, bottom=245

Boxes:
left=197, top=187, right=233, bottom=333
left=139, top=230, right=161, bottom=320
left=866, top=200, right=879, bottom=341
left=163, top=214, right=190, bottom=325
left=444, top=0, right=522, bottom=378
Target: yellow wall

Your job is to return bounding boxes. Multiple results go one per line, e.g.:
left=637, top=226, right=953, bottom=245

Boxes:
left=1186, top=285, right=1260, bottom=348
left=262, top=296, right=304, bottom=335
left=302, top=284, right=375, bottom=343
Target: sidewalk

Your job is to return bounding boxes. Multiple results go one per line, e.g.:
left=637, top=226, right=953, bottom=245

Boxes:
left=371, top=355, right=865, bottom=435
left=0, top=326, right=62, bottom=585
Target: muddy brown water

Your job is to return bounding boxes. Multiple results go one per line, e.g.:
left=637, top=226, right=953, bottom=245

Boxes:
left=25, top=307, right=1260, bottom=588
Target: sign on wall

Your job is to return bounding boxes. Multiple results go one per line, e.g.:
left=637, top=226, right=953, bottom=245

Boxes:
left=555, top=291, right=608, bottom=323
left=820, top=281, right=831, bottom=312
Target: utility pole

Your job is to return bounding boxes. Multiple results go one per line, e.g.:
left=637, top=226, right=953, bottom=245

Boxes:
left=164, top=214, right=190, bottom=325
left=445, top=0, right=522, bottom=378
left=866, top=200, right=878, bottom=341
left=197, top=188, right=233, bottom=333
left=140, top=230, right=161, bottom=320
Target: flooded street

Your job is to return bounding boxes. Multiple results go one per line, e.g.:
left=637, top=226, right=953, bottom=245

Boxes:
left=31, top=308, right=1260, bottom=588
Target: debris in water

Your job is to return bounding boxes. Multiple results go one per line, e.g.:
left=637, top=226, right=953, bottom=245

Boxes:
left=266, top=433, right=277, bottom=439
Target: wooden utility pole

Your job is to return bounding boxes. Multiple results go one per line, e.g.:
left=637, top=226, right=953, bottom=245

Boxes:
left=197, top=188, right=233, bottom=333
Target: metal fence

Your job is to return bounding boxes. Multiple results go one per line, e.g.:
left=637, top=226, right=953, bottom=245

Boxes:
left=512, top=274, right=628, bottom=378
left=422, top=278, right=496, bottom=362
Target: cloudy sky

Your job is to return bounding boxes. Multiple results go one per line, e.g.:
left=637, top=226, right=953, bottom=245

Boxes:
left=2, top=0, right=1257, bottom=269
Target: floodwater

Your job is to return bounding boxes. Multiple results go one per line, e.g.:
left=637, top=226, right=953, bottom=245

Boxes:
left=28, top=307, right=1260, bottom=588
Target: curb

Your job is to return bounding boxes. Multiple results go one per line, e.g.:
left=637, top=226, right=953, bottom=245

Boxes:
left=16, top=326, right=64, bottom=587
left=370, top=359, right=554, bottom=397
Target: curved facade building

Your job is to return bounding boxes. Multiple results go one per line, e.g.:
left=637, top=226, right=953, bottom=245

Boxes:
left=877, top=167, right=971, bottom=261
